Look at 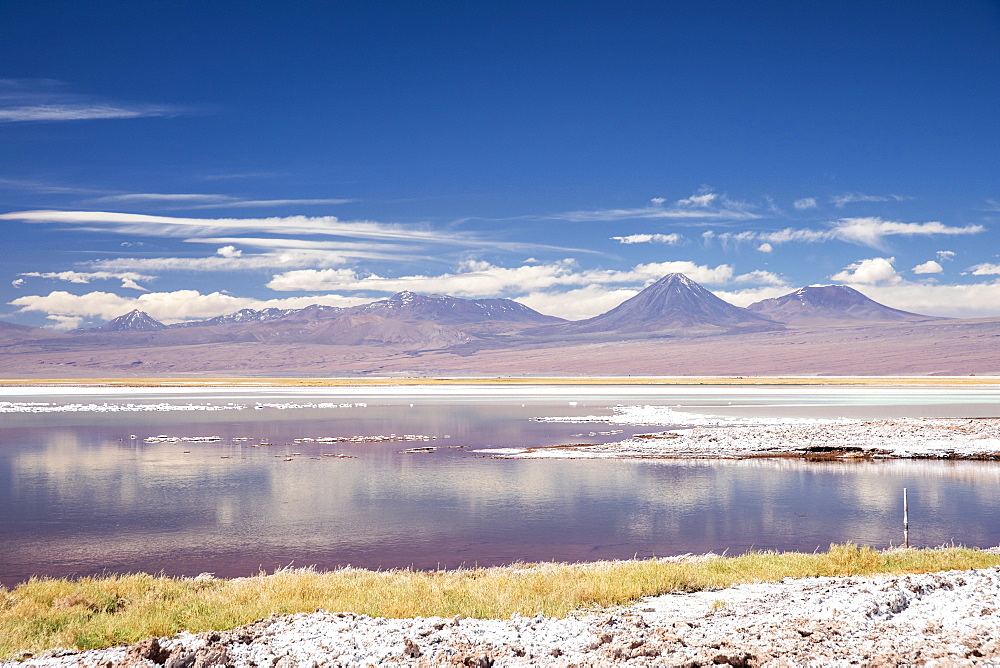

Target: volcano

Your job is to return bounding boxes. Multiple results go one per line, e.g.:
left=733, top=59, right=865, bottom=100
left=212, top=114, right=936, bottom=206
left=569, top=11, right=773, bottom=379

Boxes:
left=747, top=285, right=939, bottom=326
left=76, top=309, right=167, bottom=333
left=564, top=273, right=780, bottom=335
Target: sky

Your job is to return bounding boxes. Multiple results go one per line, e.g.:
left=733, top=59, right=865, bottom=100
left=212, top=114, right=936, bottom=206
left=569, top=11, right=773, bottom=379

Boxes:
left=1, top=0, right=998, bottom=330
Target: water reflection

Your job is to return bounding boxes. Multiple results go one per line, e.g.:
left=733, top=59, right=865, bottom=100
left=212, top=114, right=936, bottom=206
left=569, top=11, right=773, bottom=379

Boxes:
left=1, top=387, right=998, bottom=586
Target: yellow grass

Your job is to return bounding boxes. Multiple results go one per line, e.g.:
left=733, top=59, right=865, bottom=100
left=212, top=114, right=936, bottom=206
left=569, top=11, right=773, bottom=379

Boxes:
left=2, top=543, right=999, bottom=658
left=0, top=375, right=997, bottom=388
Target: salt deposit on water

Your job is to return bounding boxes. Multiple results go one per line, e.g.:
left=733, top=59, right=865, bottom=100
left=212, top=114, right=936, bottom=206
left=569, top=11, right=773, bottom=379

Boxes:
left=12, top=566, right=1000, bottom=666
left=503, top=405, right=1000, bottom=460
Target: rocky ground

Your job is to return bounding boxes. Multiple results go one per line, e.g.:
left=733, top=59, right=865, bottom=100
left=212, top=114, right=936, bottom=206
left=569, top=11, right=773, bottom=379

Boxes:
left=10, top=566, right=1000, bottom=666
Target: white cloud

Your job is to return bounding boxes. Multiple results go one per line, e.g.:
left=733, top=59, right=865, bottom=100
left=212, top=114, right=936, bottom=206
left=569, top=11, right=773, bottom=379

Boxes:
left=45, top=314, right=85, bottom=331
left=970, top=263, right=1000, bottom=276
left=793, top=198, right=817, bottom=210
left=9, top=290, right=372, bottom=325
left=11, top=278, right=25, bottom=288
left=265, top=259, right=740, bottom=296
left=734, top=270, right=785, bottom=285
left=936, top=250, right=956, bottom=262
left=17, top=270, right=152, bottom=290
left=859, top=282, right=1000, bottom=319
left=216, top=245, right=243, bottom=258
left=515, top=286, right=640, bottom=320
left=676, top=192, right=718, bottom=208
left=712, top=285, right=796, bottom=308
left=610, top=233, right=683, bottom=245
left=912, top=260, right=943, bottom=275
left=703, top=218, right=983, bottom=252
left=830, top=192, right=910, bottom=208
left=830, top=218, right=982, bottom=250
left=756, top=243, right=773, bottom=253
left=830, top=257, right=902, bottom=285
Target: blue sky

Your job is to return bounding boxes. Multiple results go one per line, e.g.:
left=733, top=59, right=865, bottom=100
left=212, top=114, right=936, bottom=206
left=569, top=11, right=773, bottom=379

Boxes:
left=1, top=0, right=998, bottom=330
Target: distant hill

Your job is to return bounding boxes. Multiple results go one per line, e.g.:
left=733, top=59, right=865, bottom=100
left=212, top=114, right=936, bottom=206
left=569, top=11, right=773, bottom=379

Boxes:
left=50, top=292, right=564, bottom=351
left=0, top=320, right=66, bottom=343
left=171, top=307, right=299, bottom=328
left=747, top=285, right=940, bottom=326
left=562, top=273, right=780, bottom=335
left=354, top=291, right=564, bottom=325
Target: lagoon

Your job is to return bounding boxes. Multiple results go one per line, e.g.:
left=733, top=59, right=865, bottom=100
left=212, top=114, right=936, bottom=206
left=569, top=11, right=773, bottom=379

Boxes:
left=1, top=384, right=999, bottom=586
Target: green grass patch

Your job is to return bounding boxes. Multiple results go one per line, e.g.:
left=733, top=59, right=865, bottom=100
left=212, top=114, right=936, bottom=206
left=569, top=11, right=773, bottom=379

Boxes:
left=3, top=543, right=999, bottom=659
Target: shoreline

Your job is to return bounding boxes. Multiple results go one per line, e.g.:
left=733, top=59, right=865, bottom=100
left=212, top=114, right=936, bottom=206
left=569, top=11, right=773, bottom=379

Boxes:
left=483, top=413, right=1000, bottom=461
left=1, top=374, right=999, bottom=388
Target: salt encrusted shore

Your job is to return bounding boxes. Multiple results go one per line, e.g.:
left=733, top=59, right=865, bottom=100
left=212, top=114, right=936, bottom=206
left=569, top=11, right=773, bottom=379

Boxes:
left=481, top=406, right=1000, bottom=460
left=11, top=566, right=1000, bottom=666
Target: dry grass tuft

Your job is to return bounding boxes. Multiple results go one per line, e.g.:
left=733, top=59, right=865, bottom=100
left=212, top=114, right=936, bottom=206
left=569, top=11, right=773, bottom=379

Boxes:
left=2, top=543, right=999, bottom=658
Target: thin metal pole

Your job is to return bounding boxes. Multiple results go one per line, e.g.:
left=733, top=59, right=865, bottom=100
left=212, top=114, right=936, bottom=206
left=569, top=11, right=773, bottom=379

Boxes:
left=903, top=488, right=909, bottom=548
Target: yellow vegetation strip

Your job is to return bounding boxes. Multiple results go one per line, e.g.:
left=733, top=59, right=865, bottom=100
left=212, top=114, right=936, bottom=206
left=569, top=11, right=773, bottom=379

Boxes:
left=3, top=544, right=1000, bottom=658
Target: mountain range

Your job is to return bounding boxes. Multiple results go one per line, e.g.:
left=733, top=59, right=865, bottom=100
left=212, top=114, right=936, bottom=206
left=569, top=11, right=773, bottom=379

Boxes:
left=0, top=274, right=996, bottom=376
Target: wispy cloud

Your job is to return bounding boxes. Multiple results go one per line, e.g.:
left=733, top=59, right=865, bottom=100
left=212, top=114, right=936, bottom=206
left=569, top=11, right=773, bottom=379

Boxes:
left=556, top=190, right=761, bottom=223
left=0, top=177, right=109, bottom=196
left=830, top=192, right=912, bottom=208
left=793, top=197, right=818, bottom=210
left=702, top=217, right=984, bottom=252
left=185, top=237, right=417, bottom=252
left=0, top=104, right=179, bottom=123
left=0, top=210, right=588, bottom=254
left=17, top=270, right=152, bottom=290
left=0, top=79, right=186, bottom=123
left=610, top=233, right=683, bottom=245
left=85, top=193, right=356, bottom=208
left=191, top=198, right=356, bottom=209
left=87, top=193, right=228, bottom=204
left=86, top=249, right=374, bottom=274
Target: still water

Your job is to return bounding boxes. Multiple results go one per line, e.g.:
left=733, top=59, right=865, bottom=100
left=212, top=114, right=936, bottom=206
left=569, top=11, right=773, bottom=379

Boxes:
left=1, top=384, right=999, bottom=586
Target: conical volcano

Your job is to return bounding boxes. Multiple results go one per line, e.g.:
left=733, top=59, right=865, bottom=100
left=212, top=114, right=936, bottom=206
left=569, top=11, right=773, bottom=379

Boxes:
left=78, top=309, right=167, bottom=333
left=748, top=285, right=940, bottom=326
left=567, top=273, right=779, bottom=335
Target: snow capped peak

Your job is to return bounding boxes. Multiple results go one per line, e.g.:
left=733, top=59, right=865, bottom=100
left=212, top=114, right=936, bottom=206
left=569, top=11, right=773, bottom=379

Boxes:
left=89, top=309, right=167, bottom=333
left=390, top=291, right=418, bottom=303
left=661, top=273, right=694, bottom=285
